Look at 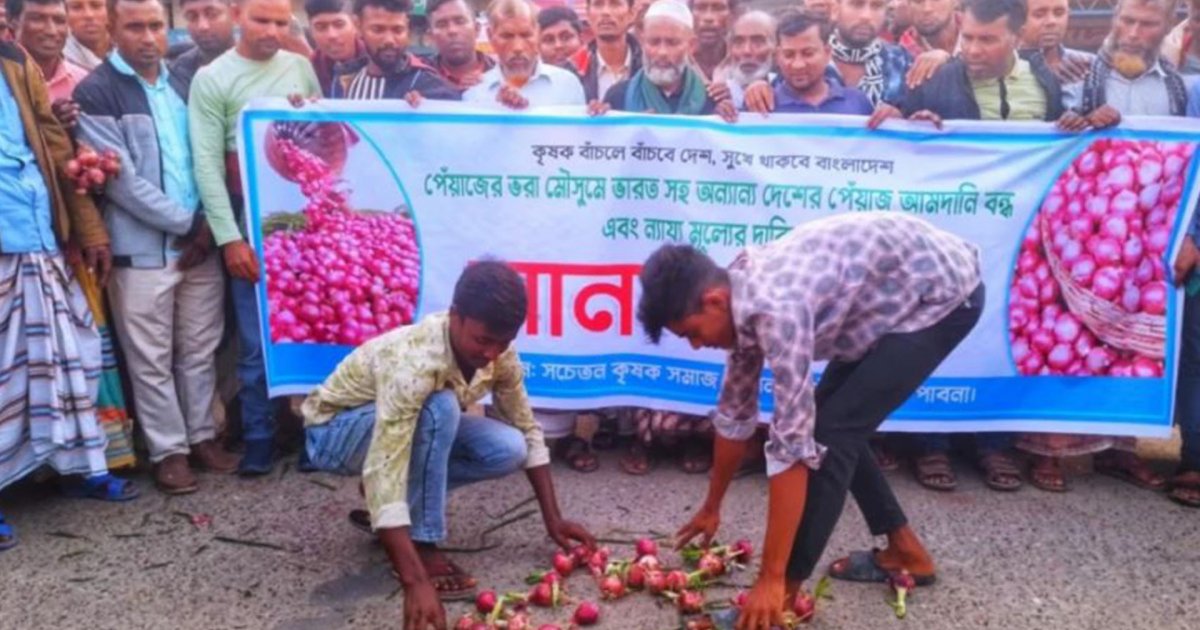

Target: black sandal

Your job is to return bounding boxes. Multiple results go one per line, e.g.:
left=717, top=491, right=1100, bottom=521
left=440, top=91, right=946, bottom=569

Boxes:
left=828, top=549, right=937, bottom=585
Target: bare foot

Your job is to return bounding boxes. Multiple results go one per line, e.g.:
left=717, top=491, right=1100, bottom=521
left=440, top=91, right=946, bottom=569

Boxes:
left=874, top=527, right=936, bottom=576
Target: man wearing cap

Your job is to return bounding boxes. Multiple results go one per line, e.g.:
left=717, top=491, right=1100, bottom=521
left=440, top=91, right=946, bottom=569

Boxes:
left=592, top=0, right=735, bottom=119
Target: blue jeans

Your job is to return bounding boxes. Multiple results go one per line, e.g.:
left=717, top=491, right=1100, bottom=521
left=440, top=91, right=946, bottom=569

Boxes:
left=230, top=277, right=272, bottom=442
left=305, top=391, right=527, bottom=542
left=1176, top=289, right=1200, bottom=471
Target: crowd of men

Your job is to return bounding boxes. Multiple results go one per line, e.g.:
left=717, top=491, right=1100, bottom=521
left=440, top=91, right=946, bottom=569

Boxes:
left=2, top=0, right=1199, bottom=608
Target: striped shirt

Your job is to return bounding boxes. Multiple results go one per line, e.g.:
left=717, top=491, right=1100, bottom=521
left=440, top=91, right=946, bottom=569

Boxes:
left=344, top=70, right=388, bottom=100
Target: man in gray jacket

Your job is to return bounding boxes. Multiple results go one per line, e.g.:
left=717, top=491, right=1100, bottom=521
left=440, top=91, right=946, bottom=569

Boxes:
left=74, top=0, right=237, bottom=494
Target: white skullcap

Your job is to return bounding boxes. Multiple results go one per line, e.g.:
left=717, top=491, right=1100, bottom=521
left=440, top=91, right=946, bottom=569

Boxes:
left=644, top=0, right=693, bottom=30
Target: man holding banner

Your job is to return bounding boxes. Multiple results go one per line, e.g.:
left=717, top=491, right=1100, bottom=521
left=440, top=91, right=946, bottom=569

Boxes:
left=656, top=212, right=983, bottom=628
left=596, top=0, right=736, bottom=119
left=302, top=261, right=595, bottom=625
left=189, top=0, right=321, bottom=475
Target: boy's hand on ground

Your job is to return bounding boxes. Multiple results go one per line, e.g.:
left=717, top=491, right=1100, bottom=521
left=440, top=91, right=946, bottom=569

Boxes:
left=403, top=580, right=446, bottom=630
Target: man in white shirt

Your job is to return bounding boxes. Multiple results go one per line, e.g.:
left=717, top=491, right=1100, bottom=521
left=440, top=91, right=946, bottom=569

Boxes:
left=1074, top=0, right=1187, bottom=120
left=463, top=0, right=585, bottom=108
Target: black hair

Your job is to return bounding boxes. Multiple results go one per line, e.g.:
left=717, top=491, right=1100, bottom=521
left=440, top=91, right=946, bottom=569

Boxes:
left=452, top=260, right=528, bottom=336
left=6, top=0, right=64, bottom=21
left=688, top=0, right=738, bottom=11
left=353, top=0, right=411, bottom=16
left=637, top=245, right=727, bottom=344
left=962, top=0, right=1026, bottom=33
left=179, top=0, right=228, bottom=6
left=305, top=0, right=349, bottom=18
left=776, top=9, right=832, bottom=42
left=426, top=0, right=469, bottom=17
left=107, top=0, right=165, bottom=19
left=537, top=4, right=580, bottom=33
left=585, top=0, right=634, bottom=8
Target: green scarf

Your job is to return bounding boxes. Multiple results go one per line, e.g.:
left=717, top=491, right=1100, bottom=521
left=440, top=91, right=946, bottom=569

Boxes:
left=624, top=66, right=709, bottom=114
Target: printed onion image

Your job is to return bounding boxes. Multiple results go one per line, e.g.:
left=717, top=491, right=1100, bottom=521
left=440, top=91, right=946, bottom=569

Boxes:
left=1008, top=139, right=1195, bottom=377
left=263, top=124, right=420, bottom=345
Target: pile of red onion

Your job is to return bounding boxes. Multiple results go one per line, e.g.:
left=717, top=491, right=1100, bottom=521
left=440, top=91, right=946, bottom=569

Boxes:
left=263, top=133, right=419, bottom=345
left=1009, top=139, right=1194, bottom=377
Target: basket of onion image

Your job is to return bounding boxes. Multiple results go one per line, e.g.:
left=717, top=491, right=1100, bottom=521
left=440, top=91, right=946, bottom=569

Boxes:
left=1038, top=212, right=1165, bottom=359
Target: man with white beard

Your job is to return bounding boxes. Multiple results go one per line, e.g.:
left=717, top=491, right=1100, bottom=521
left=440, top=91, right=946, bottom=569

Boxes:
left=712, top=10, right=776, bottom=109
left=594, top=0, right=735, bottom=119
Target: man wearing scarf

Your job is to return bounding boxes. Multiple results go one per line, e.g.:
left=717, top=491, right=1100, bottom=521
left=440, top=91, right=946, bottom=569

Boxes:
left=827, top=0, right=913, bottom=109
left=1019, top=0, right=1094, bottom=86
left=1074, top=0, right=1187, bottom=122
left=600, top=0, right=734, bottom=118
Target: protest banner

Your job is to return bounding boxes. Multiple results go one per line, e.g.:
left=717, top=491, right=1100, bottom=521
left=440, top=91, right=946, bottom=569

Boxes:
left=239, top=100, right=1200, bottom=435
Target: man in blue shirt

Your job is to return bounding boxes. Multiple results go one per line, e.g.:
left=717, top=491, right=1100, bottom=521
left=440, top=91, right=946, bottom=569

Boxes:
left=770, top=12, right=874, bottom=115
left=74, top=0, right=237, bottom=496
left=2, top=32, right=134, bottom=552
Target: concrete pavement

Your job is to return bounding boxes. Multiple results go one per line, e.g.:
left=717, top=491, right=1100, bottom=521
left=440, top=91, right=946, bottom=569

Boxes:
left=0, top=447, right=1196, bottom=630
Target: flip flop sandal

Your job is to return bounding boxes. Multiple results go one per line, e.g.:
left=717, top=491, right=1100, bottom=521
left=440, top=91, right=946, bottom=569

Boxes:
left=1029, top=460, right=1069, bottom=493
left=348, top=509, right=372, bottom=534
left=1167, top=471, right=1200, bottom=508
left=1095, top=455, right=1167, bottom=491
left=828, top=549, right=937, bottom=586
left=979, top=453, right=1023, bottom=492
left=678, top=440, right=713, bottom=475
left=386, top=564, right=475, bottom=600
left=0, top=511, right=17, bottom=552
left=619, top=443, right=655, bottom=476
left=914, top=453, right=958, bottom=491
left=422, top=558, right=477, bottom=601
left=555, top=437, right=599, bottom=473
left=60, top=474, right=140, bottom=502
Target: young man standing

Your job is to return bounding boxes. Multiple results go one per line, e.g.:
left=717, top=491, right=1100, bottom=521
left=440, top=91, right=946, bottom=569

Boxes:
left=537, top=4, right=584, bottom=68
left=646, top=213, right=982, bottom=625
left=423, top=0, right=494, bottom=92
left=75, top=0, right=237, bottom=495
left=306, top=0, right=366, bottom=96
left=768, top=12, right=874, bottom=115
left=62, top=0, right=106, bottom=68
left=900, top=0, right=959, bottom=57
left=303, top=261, right=594, bottom=623
left=189, top=0, right=321, bottom=475
left=172, top=0, right=237, bottom=88
left=1020, top=0, right=1093, bottom=84
left=570, top=0, right=640, bottom=102
left=826, top=0, right=913, bottom=108
left=332, top=0, right=456, bottom=101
